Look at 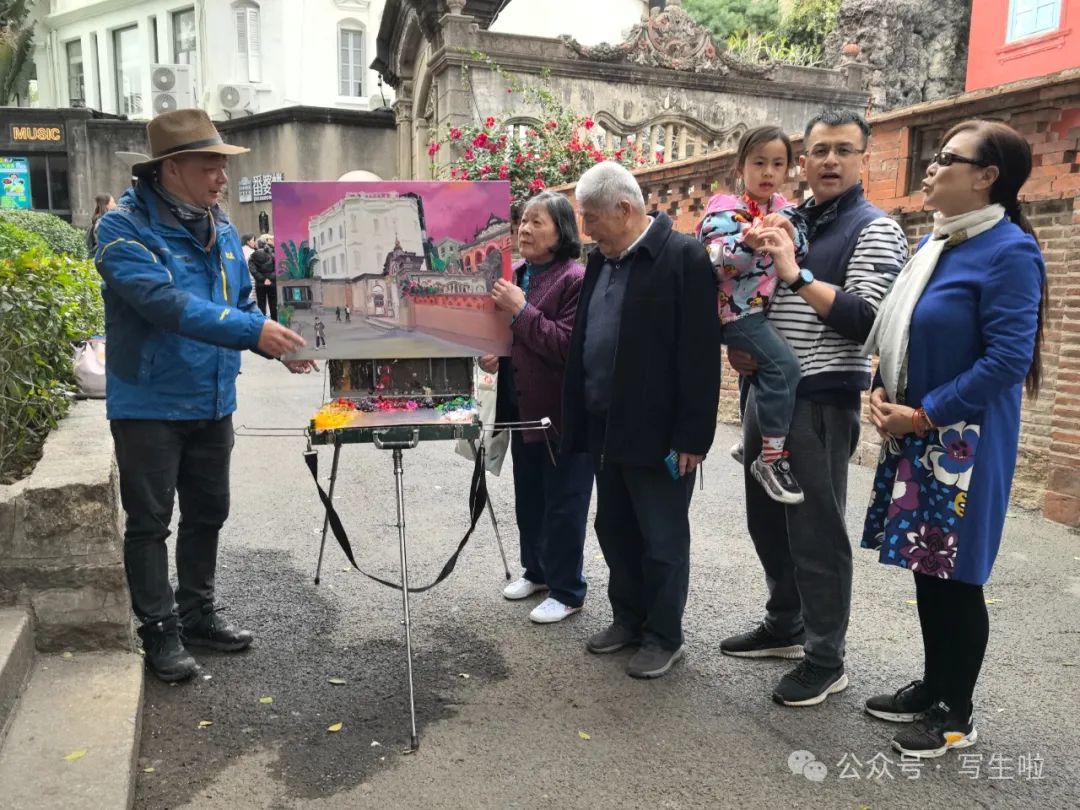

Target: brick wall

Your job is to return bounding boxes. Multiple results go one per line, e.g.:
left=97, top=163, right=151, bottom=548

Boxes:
left=556, top=68, right=1080, bottom=526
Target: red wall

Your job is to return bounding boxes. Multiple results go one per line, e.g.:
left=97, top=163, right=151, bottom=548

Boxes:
left=967, top=0, right=1079, bottom=91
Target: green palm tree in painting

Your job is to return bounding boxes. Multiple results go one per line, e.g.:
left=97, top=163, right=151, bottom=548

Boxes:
left=279, top=239, right=318, bottom=280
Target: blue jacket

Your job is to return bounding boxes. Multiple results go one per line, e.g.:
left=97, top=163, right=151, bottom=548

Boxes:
left=95, top=182, right=266, bottom=421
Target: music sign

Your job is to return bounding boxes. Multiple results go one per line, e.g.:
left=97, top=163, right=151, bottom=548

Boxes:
left=0, top=157, right=32, bottom=210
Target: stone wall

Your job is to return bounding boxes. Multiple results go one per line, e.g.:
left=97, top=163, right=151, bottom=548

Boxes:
left=376, top=3, right=871, bottom=181
left=555, top=68, right=1080, bottom=526
left=826, top=0, right=972, bottom=112
left=0, top=401, right=132, bottom=651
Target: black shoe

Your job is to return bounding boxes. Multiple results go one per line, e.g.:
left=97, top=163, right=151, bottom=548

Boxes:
left=865, top=679, right=935, bottom=723
left=181, top=605, right=253, bottom=652
left=750, top=455, right=805, bottom=505
left=141, top=622, right=198, bottom=683
left=721, top=623, right=805, bottom=660
left=772, top=660, right=848, bottom=707
left=586, top=623, right=642, bottom=654
left=892, top=701, right=977, bottom=758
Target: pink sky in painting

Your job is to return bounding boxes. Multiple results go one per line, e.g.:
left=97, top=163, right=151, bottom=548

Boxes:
left=271, top=181, right=512, bottom=258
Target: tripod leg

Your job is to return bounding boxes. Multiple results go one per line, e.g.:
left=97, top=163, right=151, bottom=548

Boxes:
left=393, top=447, right=420, bottom=751
left=470, top=439, right=511, bottom=580
left=314, top=440, right=342, bottom=584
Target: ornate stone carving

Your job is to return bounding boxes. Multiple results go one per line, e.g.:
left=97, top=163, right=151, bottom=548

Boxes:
left=559, top=6, right=775, bottom=78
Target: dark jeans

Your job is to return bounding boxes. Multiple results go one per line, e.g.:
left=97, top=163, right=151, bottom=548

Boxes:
left=594, top=459, right=696, bottom=649
left=916, top=572, right=988, bottom=716
left=256, top=282, right=278, bottom=323
left=743, top=391, right=860, bottom=669
left=110, top=416, right=234, bottom=634
left=724, top=312, right=800, bottom=438
left=511, top=433, right=593, bottom=607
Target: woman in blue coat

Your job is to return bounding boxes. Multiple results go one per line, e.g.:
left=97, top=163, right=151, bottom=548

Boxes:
left=861, top=120, right=1046, bottom=758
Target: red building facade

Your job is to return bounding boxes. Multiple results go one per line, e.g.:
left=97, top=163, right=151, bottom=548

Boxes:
left=966, top=0, right=1078, bottom=91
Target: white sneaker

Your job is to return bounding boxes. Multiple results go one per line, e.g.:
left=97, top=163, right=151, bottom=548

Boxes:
left=730, top=440, right=745, bottom=465
left=529, top=597, right=581, bottom=624
left=502, top=577, right=548, bottom=601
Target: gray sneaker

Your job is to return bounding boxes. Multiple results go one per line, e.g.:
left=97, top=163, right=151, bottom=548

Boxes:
left=627, top=643, right=685, bottom=679
left=750, top=456, right=805, bottom=505
left=585, top=623, right=641, bottom=654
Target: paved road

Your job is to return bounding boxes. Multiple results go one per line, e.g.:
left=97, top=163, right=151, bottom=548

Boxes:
left=135, top=357, right=1080, bottom=809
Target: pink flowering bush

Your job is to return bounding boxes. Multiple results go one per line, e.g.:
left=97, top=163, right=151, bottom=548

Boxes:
left=428, top=57, right=661, bottom=207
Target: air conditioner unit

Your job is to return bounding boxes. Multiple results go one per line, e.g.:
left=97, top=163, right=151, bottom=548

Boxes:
left=217, top=83, right=259, bottom=116
left=150, top=64, right=194, bottom=115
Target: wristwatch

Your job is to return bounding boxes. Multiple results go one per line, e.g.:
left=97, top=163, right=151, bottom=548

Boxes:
left=788, top=268, right=814, bottom=293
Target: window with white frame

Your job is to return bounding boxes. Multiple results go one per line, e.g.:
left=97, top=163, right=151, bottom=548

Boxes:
left=233, top=1, right=262, bottom=82
left=66, top=40, right=84, bottom=105
left=1007, top=0, right=1062, bottom=42
left=173, top=8, right=197, bottom=65
left=338, top=24, right=365, bottom=97
left=113, top=25, right=143, bottom=115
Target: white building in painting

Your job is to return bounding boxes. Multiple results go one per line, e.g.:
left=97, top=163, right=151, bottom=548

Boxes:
left=26, top=0, right=393, bottom=118
left=310, top=191, right=427, bottom=283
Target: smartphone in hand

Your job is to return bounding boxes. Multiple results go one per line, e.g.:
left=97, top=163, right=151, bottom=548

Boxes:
left=663, top=449, right=681, bottom=480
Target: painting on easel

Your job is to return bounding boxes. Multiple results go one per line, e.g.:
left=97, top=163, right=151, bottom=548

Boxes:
left=272, top=181, right=514, bottom=361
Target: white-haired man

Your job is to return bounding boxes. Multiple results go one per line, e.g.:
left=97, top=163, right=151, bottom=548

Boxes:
left=561, top=161, right=722, bottom=678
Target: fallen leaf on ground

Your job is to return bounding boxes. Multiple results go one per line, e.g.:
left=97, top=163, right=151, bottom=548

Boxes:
left=136, top=648, right=145, bottom=657
left=62, top=652, right=73, bottom=659
left=259, top=697, right=273, bottom=704
left=904, top=600, right=917, bottom=606
left=341, top=567, right=351, bottom=573
left=327, top=722, right=343, bottom=732
left=1063, top=662, right=1078, bottom=667
left=458, top=673, right=470, bottom=679
left=64, top=750, right=87, bottom=762
left=328, top=677, right=347, bottom=685
left=143, top=767, right=155, bottom=773
left=371, top=740, right=381, bottom=747
left=198, top=720, right=213, bottom=728
left=594, top=554, right=604, bottom=561
left=985, top=599, right=1000, bottom=605
left=578, top=731, right=591, bottom=741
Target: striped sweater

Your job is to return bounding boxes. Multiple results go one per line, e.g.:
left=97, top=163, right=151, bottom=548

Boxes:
left=772, top=186, right=908, bottom=406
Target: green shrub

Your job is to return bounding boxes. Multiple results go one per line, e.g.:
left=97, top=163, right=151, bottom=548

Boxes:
left=778, top=0, right=842, bottom=59
left=683, top=0, right=780, bottom=41
left=0, top=244, right=105, bottom=483
left=0, top=218, right=49, bottom=260
left=0, top=209, right=89, bottom=259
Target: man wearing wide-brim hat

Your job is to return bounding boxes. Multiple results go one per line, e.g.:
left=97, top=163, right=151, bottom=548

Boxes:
left=95, top=109, right=315, bottom=683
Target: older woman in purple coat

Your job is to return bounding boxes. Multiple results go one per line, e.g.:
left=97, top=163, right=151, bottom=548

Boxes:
left=480, top=192, right=593, bottom=624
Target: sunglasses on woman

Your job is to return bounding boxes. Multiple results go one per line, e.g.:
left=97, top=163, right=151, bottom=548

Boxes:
left=932, top=151, right=990, bottom=168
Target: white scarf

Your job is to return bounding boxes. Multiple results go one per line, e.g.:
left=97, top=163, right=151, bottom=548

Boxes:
left=864, top=204, right=1005, bottom=402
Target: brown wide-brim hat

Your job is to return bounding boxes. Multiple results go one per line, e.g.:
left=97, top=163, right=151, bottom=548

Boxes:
left=130, top=108, right=248, bottom=176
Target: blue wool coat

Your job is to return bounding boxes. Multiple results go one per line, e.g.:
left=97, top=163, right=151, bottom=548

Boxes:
left=95, top=182, right=266, bottom=421
left=861, top=218, right=1045, bottom=585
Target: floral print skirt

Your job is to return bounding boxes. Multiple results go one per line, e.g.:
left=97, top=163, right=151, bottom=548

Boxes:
left=861, top=422, right=980, bottom=580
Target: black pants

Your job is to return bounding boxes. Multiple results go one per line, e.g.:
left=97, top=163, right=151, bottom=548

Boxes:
left=511, top=433, right=593, bottom=607
left=915, top=572, right=989, bottom=716
left=594, top=460, right=696, bottom=649
left=744, top=392, right=860, bottom=669
left=256, top=282, right=278, bottom=323
left=110, top=417, right=234, bottom=634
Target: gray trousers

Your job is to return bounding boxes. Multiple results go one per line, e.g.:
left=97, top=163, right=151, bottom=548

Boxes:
left=743, top=390, right=861, bottom=670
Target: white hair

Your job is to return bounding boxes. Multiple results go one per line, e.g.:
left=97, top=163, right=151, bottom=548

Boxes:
left=575, top=161, right=645, bottom=212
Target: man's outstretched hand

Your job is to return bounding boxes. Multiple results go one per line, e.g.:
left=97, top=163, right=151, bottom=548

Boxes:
left=257, top=320, right=305, bottom=358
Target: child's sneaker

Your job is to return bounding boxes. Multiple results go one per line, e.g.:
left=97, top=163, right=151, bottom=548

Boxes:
left=750, top=454, right=804, bottom=504
left=730, top=440, right=745, bottom=465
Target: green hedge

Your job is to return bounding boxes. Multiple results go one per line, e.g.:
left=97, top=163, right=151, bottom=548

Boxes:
left=0, top=217, right=104, bottom=483
left=0, top=209, right=90, bottom=259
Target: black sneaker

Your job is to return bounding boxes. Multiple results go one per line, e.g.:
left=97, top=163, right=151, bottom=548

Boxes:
left=772, top=660, right=848, bottom=707
left=865, top=679, right=935, bottom=723
left=750, top=455, right=805, bottom=505
left=141, top=621, right=198, bottom=683
left=892, top=701, right=977, bottom=758
left=586, top=623, right=642, bottom=654
left=181, top=604, right=253, bottom=652
left=721, top=623, right=805, bottom=660
left=626, top=643, right=685, bottom=679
